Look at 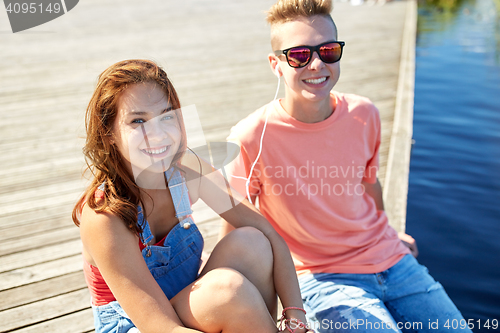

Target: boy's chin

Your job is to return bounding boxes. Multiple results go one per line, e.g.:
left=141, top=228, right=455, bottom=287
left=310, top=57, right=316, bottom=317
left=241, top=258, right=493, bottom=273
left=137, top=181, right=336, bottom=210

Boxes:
left=300, top=90, right=331, bottom=102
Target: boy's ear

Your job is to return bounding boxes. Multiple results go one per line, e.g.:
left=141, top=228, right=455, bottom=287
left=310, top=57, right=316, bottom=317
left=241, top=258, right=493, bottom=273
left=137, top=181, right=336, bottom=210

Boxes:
left=268, top=54, right=282, bottom=78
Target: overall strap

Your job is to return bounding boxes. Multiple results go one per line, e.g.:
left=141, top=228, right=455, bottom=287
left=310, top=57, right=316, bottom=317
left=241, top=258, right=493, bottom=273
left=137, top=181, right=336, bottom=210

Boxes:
left=138, top=166, right=193, bottom=247
left=164, top=167, right=193, bottom=221
left=137, top=206, right=154, bottom=245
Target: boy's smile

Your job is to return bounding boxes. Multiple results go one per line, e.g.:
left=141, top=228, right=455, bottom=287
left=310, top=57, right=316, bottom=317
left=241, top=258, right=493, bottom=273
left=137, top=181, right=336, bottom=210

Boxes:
left=303, top=76, right=330, bottom=87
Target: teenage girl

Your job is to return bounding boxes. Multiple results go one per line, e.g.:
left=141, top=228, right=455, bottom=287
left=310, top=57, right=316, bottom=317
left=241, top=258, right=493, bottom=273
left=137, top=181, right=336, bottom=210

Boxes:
left=72, top=59, right=310, bottom=333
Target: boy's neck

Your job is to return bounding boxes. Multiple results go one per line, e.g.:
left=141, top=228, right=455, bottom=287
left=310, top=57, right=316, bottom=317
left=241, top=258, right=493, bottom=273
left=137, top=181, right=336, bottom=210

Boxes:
left=281, top=94, right=336, bottom=124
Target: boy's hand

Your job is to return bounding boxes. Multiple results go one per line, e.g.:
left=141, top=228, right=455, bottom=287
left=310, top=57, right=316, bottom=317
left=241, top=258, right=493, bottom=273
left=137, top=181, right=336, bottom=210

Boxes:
left=398, top=232, right=419, bottom=258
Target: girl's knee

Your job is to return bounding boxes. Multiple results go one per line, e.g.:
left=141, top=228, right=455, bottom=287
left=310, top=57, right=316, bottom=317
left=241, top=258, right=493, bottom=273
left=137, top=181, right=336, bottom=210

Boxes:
left=201, top=268, right=262, bottom=312
left=202, top=268, right=246, bottom=295
left=225, top=226, right=273, bottom=258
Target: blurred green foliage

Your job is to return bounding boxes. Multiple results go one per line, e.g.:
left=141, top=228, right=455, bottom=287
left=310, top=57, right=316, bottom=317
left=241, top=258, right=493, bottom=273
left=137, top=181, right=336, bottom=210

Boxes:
left=417, top=0, right=471, bottom=31
left=417, top=0, right=500, bottom=61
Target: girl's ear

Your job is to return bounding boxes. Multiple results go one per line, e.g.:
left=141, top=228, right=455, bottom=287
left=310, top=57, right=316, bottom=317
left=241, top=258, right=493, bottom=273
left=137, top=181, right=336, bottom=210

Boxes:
left=106, top=130, right=116, bottom=145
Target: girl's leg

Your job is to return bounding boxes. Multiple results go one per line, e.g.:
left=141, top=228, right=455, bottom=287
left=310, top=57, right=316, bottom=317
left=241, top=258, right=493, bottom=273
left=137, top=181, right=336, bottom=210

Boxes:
left=171, top=227, right=278, bottom=333
left=201, top=226, right=277, bottom=313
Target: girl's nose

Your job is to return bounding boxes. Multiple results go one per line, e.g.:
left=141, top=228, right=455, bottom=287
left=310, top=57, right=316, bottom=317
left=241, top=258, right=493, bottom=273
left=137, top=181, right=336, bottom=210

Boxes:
left=144, top=117, right=164, bottom=142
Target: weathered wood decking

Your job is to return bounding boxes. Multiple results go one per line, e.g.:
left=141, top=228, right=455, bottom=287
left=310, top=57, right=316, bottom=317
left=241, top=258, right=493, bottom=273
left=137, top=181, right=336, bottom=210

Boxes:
left=0, top=0, right=416, bottom=331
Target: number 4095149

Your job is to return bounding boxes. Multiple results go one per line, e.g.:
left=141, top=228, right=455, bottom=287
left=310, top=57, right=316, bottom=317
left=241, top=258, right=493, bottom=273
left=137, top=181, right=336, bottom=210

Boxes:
left=5, top=2, right=62, bottom=14
left=444, top=319, right=498, bottom=330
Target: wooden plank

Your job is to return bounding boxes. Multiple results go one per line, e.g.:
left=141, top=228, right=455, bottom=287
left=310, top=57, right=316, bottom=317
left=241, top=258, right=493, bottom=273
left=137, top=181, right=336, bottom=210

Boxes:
left=0, top=226, right=80, bottom=257
left=0, top=288, right=90, bottom=333
left=0, top=213, right=73, bottom=242
left=0, top=271, right=86, bottom=312
left=0, top=203, right=75, bottom=230
left=0, top=255, right=82, bottom=291
left=0, top=179, right=83, bottom=205
left=0, top=157, right=84, bottom=179
left=1, top=147, right=83, bottom=169
left=383, top=0, right=418, bottom=233
left=0, top=172, right=84, bottom=196
left=0, top=239, right=82, bottom=273
left=9, top=308, right=94, bottom=333
left=0, top=190, right=83, bottom=218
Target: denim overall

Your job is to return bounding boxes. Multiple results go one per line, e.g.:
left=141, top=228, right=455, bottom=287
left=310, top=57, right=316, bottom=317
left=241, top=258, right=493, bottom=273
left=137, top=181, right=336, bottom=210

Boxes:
left=92, top=168, right=204, bottom=333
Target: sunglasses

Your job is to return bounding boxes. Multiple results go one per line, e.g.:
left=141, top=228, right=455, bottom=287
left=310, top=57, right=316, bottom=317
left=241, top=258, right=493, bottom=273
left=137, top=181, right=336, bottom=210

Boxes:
left=274, top=41, right=345, bottom=68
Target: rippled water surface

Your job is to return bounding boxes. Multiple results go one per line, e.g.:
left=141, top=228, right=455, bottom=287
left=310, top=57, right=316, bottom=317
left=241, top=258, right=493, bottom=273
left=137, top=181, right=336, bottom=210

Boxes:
left=406, top=0, right=500, bottom=328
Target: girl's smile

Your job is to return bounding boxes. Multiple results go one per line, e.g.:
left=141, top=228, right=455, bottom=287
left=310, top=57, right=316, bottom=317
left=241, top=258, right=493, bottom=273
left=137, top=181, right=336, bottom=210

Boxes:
left=140, top=145, right=171, bottom=157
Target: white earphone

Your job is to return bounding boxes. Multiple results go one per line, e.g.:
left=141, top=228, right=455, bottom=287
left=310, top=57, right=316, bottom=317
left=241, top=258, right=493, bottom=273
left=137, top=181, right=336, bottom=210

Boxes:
left=233, top=61, right=282, bottom=205
left=274, top=63, right=282, bottom=78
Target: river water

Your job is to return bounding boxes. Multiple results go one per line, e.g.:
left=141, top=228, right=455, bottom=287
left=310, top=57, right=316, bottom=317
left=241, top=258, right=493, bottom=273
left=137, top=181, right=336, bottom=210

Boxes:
left=406, top=0, right=500, bottom=330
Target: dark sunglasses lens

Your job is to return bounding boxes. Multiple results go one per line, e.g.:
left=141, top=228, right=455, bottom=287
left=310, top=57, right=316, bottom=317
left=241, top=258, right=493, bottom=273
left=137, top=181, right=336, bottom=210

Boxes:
left=319, top=43, right=342, bottom=63
left=287, top=47, right=311, bottom=67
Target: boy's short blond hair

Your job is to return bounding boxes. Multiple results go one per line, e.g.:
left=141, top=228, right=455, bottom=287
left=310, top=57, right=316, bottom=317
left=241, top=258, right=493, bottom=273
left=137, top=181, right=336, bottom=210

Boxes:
left=267, top=0, right=336, bottom=50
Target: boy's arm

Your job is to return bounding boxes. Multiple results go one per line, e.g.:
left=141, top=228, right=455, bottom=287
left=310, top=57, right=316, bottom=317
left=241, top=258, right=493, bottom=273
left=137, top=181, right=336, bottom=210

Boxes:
left=361, top=178, right=419, bottom=257
left=361, top=178, right=385, bottom=211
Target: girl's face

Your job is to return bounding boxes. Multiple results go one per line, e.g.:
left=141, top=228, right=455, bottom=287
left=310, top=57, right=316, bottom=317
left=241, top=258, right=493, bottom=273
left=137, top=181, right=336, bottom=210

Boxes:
left=112, top=82, right=181, bottom=182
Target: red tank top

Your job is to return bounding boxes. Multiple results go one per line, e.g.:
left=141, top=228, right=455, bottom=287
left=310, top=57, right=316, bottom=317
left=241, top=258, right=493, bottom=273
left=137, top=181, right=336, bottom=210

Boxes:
left=83, top=235, right=167, bottom=306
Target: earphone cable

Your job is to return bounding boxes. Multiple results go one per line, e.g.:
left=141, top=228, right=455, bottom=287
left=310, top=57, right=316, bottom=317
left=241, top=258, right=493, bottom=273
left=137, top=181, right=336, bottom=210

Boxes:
left=245, top=75, right=281, bottom=204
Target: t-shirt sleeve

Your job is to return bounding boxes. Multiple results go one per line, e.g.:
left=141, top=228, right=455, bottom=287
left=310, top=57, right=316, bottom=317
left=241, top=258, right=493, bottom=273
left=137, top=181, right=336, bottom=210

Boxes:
left=225, top=130, right=262, bottom=199
left=362, top=105, right=381, bottom=184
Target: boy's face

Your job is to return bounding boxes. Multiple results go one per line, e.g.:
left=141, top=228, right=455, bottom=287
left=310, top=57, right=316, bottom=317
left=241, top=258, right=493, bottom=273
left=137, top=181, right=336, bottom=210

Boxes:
left=271, top=15, right=340, bottom=104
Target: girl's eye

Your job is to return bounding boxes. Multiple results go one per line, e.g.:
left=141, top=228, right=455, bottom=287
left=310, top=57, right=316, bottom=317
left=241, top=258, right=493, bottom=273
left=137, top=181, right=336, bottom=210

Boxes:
left=131, top=118, right=145, bottom=124
left=161, top=114, right=175, bottom=121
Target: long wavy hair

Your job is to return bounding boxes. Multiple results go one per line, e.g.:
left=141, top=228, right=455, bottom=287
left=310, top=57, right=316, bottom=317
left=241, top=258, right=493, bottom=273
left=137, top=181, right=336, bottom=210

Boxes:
left=72, top=59, right=187, bottom=235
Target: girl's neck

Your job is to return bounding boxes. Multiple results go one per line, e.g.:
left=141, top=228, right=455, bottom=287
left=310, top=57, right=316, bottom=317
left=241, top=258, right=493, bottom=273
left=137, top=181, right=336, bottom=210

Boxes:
left=134, top=169, right=168, bottom=191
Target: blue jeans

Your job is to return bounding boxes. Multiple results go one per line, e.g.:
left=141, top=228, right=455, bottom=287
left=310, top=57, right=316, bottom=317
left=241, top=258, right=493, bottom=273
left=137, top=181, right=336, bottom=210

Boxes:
left=299, top=255, right=471, bottom=333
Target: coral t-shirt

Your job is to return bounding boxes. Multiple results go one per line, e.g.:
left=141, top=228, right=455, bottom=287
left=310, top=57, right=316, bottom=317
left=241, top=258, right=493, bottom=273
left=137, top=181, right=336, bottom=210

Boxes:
left=226, top=92, right=409, bottom=275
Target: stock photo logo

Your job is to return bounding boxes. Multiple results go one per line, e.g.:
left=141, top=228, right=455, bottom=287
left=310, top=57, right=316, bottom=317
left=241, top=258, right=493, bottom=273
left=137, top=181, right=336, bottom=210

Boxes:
left=3, top=0, right=79, bottom=33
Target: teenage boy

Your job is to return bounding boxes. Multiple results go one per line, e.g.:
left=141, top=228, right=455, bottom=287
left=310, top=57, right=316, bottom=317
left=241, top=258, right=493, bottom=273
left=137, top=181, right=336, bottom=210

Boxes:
left=220, top=0, right=470, bottom=332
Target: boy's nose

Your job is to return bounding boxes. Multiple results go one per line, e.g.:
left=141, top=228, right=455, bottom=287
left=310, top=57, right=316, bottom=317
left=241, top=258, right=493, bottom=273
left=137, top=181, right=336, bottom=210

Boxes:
left=308, top=52, right=325, bottom=70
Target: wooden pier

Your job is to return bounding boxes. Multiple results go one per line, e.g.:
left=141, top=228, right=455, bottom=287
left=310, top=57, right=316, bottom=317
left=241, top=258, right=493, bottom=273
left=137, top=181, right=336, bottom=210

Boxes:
left=0, top=0, right=416, bottom=331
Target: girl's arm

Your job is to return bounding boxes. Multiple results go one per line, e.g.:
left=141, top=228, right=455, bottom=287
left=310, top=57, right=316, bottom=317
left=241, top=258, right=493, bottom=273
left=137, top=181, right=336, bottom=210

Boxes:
left=80, top=204, right=201, bottom=333
left=183, top=153, right=308, bottom=328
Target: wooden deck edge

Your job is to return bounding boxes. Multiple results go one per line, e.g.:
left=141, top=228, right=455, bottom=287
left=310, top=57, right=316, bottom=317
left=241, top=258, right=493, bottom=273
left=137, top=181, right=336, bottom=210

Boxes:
left=383, top=0, right=417, bottom=233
